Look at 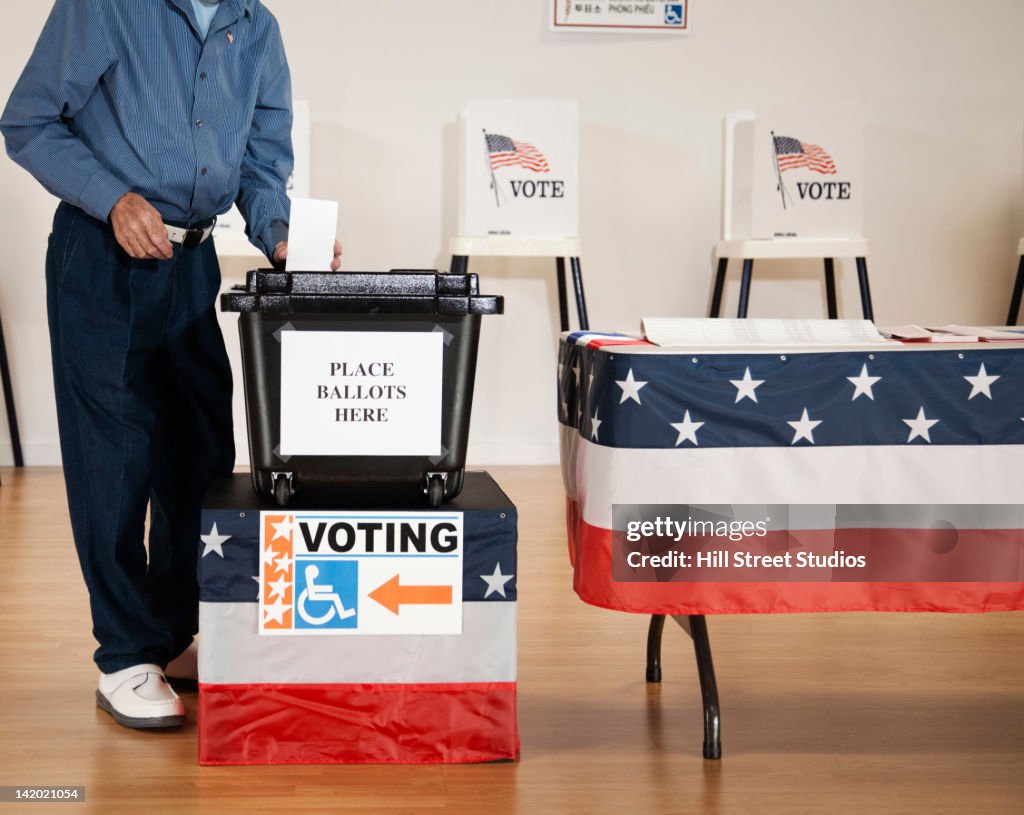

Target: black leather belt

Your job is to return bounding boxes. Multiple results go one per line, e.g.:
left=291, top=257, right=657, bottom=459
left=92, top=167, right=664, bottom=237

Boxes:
left=165, top=217, right=216, bottom=248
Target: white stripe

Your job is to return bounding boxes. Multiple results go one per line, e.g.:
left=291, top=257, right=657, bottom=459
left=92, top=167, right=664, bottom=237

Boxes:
left=565, top=433, right=1024, bottom=529
left=199, top=601, right=516, bottom=685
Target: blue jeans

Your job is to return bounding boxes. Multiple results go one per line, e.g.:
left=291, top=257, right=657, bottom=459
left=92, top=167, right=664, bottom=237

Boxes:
left=46, top=203, right=235, bottom=673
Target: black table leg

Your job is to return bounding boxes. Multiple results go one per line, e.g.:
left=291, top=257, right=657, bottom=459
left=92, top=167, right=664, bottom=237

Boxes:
left=1006, top=255, right=1024, bottom=326
left=855, top=257, right=874, bottom=322
left=0, top=308, right=23, bottom=468
left=449, top=255, right=469, bottom=275
left=688, top=615, right=722, bottom=760
left=709, top=257, right=728, bottom=318
left=556, top=258, right=570, bottom=332
left=646, top=614, right=666, bottom=682
left=646, top=614, right=723, bottom=759
left=824, top=258, right=838, bottom=319
left=737, top=259, right=753, bottom=318
left=570, top=256, right=589, bottom=331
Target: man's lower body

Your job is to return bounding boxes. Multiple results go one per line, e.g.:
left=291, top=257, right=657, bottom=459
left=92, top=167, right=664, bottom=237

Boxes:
left=45, top=203, right=234, bottom=727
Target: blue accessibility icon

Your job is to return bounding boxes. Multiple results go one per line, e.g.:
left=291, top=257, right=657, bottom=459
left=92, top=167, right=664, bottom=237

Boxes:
left=295, top=560, right=359, bottom=629
left=665, top=3, right=684, bottom=25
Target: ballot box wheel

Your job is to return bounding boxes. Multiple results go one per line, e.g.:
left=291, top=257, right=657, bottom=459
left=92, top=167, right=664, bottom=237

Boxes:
left=273, top=472, right=294, bottom=507
left=426, top=474, right=446, bottom=508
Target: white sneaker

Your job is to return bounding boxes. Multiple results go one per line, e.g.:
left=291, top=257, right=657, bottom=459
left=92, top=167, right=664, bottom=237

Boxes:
left=96, top=665, right=185, bottom=729
left=165, top=641, right=198, bottom=682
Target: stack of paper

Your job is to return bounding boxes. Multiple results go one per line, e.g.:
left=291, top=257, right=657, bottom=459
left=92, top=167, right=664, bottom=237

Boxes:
left=879, top=325, right=1024, bottom=342
left=641, top=318, right=888, bottom=347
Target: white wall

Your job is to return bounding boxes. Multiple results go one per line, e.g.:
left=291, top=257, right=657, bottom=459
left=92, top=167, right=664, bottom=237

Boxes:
left=1, top=0, right=1022, bottom=466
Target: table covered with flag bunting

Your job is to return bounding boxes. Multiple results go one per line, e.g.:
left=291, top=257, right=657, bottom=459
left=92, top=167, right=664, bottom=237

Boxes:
left=559, top=331, right=1024, bottom=615
left=197, top=471, right=518, bottom=765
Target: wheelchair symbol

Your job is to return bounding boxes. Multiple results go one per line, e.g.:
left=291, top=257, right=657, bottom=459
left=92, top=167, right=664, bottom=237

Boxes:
left=297, top=564, right=356, bottom=625
left=664, top=4, right=683, bottom=25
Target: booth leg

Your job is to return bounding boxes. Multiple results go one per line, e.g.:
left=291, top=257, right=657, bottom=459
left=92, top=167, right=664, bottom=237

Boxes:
left=570, top=257, right=589, bottom=331
left=556, top=258, right=570, bottom=332
left=737, top=259, right=753, bottom=318
left=855, top=257, right=874, bottom=322
left=646, top=614, right=666, bottom=682
left=709, top=257, right=728, bottom=318
left=0, top=309, right=23, bottom=468
left=1006, top=255, right=1024, bottom=326
left=824, top=258, right=838, bottom=319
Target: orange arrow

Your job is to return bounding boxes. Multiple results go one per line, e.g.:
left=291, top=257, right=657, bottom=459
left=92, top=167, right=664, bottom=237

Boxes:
left=368, top=574, right=453, bottom=615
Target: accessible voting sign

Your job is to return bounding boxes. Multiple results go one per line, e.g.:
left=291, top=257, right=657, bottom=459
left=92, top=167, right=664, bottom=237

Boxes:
left=458, top=100, right=579, bottom=238
left=258, top=510, right=464, bottom=636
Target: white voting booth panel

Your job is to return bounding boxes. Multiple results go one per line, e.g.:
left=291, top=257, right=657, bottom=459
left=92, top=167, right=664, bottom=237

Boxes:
left=713, top=110, right=872, bottom=320
left=457, top=99, right=579, bottom=239
left=750, top=106, right=865, bottom=240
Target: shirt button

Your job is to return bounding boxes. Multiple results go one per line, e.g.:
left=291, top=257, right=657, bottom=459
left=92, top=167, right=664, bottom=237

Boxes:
left=201, top=167, right=208, bottom=176
left=196, top=119, right=203, bottom=127
left=200, top=71, right=207, bottom=80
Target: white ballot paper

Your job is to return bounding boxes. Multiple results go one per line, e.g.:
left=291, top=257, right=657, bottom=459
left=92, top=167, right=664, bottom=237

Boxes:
left=641, top=318, right=888, bottom=347
left=285, top=197, right=338, bottom=272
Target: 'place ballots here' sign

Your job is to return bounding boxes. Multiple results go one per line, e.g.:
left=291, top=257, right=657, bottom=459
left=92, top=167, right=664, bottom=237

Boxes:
left=279, top=331, right=443, bottom=457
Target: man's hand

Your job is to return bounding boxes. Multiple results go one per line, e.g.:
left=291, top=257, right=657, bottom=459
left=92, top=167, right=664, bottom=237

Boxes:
left=273, top=240, right=343, bottom=272
left=110, top=192, right=174, bottom=260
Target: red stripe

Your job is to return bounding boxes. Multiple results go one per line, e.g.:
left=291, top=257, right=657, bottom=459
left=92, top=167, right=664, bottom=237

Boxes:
left=778, top=146, right=837, bottom=175
left=199, top=682, right=518, bottom=765
left=566, top=499, right=1024, bottom=614
left=490, top=154, right=519, bottom=168
left=583, top=338, right=652, bottom=349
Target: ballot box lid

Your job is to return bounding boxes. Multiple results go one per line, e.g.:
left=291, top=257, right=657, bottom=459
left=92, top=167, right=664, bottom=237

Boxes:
left=203, top=470, right=515, bottom=514
left=220, top=269, right=504, bottom=316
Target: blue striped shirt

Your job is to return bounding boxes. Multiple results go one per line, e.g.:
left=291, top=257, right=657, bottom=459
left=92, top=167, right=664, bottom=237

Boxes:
left=1, top=0, right=292, bottom=258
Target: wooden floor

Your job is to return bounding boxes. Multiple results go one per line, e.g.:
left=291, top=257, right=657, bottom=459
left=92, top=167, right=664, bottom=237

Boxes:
left=0, top=466, right=1022, bottom=815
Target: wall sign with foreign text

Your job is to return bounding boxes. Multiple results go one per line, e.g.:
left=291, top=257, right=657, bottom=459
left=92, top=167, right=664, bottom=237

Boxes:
left=278, top=331, right=443, bottom=457
left=551, top=1, right=690, bottom=33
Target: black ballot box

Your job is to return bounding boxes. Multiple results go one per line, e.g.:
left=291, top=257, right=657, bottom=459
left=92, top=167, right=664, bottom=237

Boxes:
left=220, top=270, right=503, bottom=509
left=196, top=470, right=519, bottom=765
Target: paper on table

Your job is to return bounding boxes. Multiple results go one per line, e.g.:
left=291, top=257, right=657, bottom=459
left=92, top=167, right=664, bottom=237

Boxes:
left=878, top=324, right=934, bottom=341
left=285, top=197, right=338, bottom=272
left=641, top=318, right=888, bottom=347
left=930, top=325, right=1023, bottom=341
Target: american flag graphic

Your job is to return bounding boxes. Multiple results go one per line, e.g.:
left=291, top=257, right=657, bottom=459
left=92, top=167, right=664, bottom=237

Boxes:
left=558, top=333, right=1024, bottom=615
left=773, top=135, right=837, bottom=174
left=486, top=133, right=550, bottom=173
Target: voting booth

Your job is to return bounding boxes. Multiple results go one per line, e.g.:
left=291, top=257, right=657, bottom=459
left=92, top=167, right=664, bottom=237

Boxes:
left=711, top=108, right=873, bottom=320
